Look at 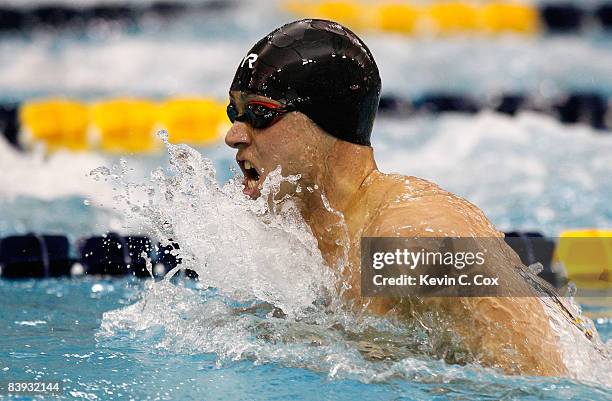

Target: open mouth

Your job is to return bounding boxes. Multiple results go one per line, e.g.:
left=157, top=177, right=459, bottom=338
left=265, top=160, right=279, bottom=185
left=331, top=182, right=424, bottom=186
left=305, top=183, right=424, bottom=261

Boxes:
left=237, top=158, right=261, bottom=198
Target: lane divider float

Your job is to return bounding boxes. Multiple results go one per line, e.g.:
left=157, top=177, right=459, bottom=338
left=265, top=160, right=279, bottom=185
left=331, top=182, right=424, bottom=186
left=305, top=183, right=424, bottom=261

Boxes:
left=1, top=2, right=611, bottom=35
left=1, top=92, right=609, bottom=152
left=0, top=233, right=194, bottom=279
left=1, top=231, right=611, bottom=294
left=554, top=229, right=612, bottom=290
left=13, top=97, right=230, bottom=153
left=0, top=1, right=233, bottom=33
left=283, top=1, right=612, bottom=35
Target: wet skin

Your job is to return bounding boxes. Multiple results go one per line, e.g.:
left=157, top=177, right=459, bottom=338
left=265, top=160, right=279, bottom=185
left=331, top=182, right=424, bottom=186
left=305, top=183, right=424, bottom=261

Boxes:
left=225, top=91, right=567, bottom=376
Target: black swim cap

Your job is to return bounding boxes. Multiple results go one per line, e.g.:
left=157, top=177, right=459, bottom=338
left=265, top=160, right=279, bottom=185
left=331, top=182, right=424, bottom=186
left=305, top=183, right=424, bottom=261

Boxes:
left=230, top=19, right=381, bottom=146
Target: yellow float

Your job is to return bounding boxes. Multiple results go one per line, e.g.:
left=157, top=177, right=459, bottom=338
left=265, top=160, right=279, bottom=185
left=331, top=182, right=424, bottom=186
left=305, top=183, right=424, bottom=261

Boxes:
left=159, top=98, right=228, bottom=146
left=555, top=229, right=612, bottom=290
left=20, top=99, right=89, bottom=151
left=91, top=99, right=159, bottom=153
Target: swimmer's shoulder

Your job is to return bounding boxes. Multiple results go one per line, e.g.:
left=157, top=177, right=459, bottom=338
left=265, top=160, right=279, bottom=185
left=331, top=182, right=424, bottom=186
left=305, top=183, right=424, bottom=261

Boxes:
left=364, top=173, right=500, bottom=238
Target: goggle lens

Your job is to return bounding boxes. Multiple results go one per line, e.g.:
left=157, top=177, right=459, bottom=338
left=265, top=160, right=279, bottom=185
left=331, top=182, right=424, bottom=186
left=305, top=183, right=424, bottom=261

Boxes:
left=226, top=101, right=291, bottom=129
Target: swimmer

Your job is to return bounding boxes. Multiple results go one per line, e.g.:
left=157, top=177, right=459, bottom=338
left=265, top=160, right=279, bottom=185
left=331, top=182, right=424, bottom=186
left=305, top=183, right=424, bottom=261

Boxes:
left=225, top=19, right=567, bottom=376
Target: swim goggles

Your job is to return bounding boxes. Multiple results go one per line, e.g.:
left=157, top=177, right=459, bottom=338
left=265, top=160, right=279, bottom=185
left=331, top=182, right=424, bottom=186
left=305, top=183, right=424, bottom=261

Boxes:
left=226, top=100, right=294, bottom=129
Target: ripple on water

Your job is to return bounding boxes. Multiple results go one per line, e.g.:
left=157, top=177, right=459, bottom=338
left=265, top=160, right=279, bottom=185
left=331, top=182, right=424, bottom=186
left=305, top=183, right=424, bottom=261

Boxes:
left=95, top=136, right=612, bottom=389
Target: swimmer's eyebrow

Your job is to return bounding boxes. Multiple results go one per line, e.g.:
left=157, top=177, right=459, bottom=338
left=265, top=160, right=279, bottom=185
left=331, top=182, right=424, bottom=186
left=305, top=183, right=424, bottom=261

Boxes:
left=244, top=95, right=281, bottom=106
left=229, top=92, right=282, bottom=108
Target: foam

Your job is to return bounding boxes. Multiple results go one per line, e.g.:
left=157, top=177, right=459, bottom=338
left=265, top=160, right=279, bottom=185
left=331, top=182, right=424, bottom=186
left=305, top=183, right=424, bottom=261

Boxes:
left=1, top=29, right=611, bottom=101
left=0, top=136, right=114, bottom=202
left=97, top=136, right=611, bottom=385
left=373, top=111, right=612, bottom=236
left=369, top=35, right=612, bottom=98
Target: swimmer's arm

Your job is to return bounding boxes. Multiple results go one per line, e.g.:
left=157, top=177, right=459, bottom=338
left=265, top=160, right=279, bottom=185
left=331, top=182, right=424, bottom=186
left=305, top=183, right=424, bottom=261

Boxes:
left=363, top=199, right=566, bottom=376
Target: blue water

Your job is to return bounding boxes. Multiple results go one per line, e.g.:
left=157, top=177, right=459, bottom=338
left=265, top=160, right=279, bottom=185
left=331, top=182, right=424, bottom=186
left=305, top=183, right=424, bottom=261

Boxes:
left=1, top=1, right=612, bottom=399
left=0, top=277, right=610, bottom=401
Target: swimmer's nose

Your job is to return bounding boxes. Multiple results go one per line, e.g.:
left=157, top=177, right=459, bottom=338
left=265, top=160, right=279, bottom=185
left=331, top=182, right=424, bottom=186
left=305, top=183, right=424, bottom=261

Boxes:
left=225, top=123, right=251, bottom=149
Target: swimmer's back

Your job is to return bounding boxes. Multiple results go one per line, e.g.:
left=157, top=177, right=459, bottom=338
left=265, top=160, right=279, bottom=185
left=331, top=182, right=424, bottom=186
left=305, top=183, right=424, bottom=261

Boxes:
left=354, top=171, right=567, bottom=375
left=360, top=172, right=501, bottom=239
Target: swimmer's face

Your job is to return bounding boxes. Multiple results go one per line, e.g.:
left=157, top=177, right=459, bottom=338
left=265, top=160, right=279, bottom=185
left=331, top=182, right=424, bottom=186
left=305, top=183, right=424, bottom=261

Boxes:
left=225, top=91, right=327, bottom=199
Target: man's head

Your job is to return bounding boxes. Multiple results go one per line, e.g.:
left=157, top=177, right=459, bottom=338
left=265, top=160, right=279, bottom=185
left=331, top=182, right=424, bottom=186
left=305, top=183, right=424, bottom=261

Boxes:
left=225, top=19, right=381, bottom=198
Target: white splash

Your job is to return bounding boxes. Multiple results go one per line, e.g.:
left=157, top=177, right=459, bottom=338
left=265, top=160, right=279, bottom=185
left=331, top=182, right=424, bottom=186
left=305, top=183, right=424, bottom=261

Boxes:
left=94, top=133, right=338, bottom=318
left=0, top=135, right=114, bottom=202
left=96, top=135, right=611, bottom=386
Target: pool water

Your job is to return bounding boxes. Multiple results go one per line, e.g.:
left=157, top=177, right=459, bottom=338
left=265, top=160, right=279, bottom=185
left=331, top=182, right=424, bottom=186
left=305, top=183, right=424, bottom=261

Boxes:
left=3, top=111, right=612, bottom=238
left=3, top=135, right=611, bottom=400
left=1, top=1, right=612, bottom=399
left=0, top=277, right=610, bottom=401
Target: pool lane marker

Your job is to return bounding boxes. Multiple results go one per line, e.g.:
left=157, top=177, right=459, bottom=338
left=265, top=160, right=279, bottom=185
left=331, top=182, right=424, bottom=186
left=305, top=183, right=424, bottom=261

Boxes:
left=1, top=92, right=610, bottom=153
left=0, top=1, right=234, bottom=33
left=283, top=1, right=612, bottom=35
left=0, top=233, right=190, bottom=279
left=1, top=2, right=612, bottom=35
left=2, top=231, right=611, bottom=297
